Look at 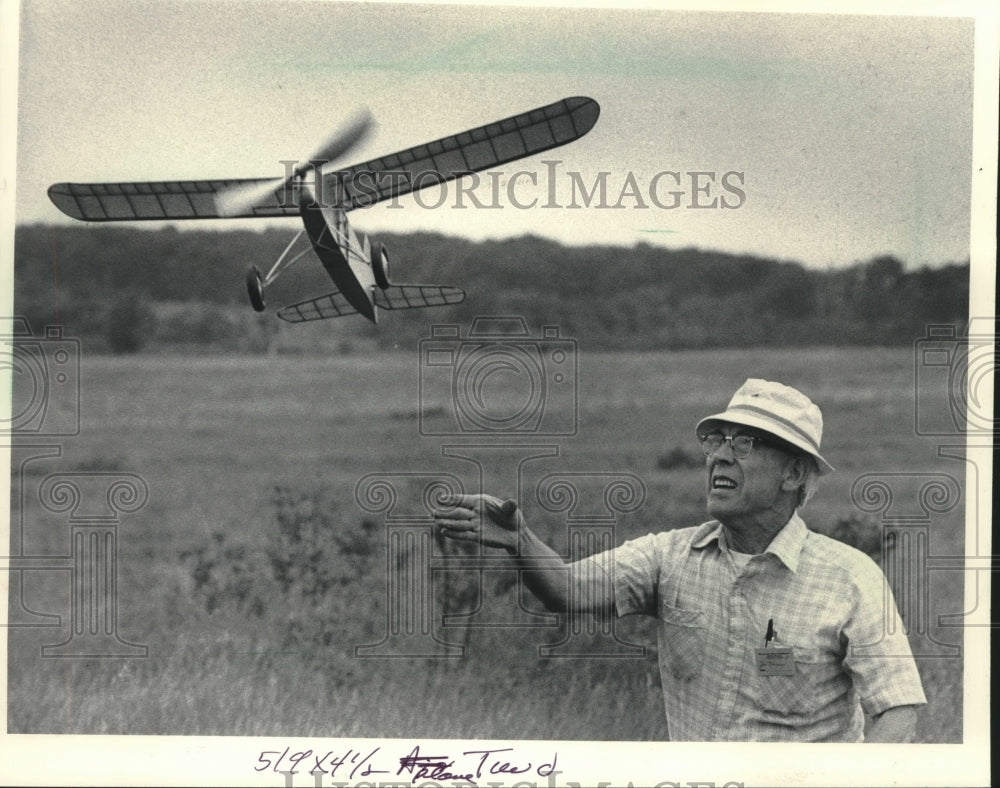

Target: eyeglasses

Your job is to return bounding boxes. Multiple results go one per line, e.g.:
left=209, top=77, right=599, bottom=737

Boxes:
left=698, top=432, right=771, bottom=459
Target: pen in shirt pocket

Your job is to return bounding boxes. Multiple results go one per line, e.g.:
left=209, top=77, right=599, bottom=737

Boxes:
left=765, top=618, right=775, bottom=648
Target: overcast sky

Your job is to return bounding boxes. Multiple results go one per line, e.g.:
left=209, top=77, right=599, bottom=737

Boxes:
left=8, top=1, right=985, bottom=269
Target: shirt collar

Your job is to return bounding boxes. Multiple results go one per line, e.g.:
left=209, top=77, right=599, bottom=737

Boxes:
left=690, top=513, right=807, bottom=573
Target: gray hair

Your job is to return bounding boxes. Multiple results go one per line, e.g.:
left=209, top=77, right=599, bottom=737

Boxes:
left=797, top=459, right=821, bottom=509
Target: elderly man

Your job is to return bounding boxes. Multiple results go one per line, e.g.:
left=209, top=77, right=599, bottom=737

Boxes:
left=434, top=379, right=926, bottom=742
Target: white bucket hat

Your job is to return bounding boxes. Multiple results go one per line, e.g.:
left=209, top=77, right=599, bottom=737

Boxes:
left=695, top=378, right=834, bottom=474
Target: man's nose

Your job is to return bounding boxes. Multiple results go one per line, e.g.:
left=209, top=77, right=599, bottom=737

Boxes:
left=712, top=438, right=737, bottom=463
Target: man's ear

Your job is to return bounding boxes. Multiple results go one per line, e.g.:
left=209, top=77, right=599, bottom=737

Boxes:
left=781, top=454, right=809, bottom=492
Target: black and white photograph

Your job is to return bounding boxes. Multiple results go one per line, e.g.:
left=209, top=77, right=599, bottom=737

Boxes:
left=2, top=0, right=995, bottom=785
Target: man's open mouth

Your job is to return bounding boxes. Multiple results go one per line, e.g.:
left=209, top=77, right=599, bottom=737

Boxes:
left=712, top=475, right=738, bottom=490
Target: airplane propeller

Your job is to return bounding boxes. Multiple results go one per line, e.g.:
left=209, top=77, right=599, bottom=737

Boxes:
left=214, top=110, right=374, bottom=218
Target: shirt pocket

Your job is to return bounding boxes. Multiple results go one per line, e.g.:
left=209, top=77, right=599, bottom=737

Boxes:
left=755, top=645, right=839, bottom=716
left=658, top=602, right=707, bottom=681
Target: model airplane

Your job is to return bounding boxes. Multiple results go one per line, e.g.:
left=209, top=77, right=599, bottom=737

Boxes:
left=48, top=97, right=600, bottom=324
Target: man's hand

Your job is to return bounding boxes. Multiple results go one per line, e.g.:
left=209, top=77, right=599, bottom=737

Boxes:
left=433, top=493, right=524, bottom=552
left=434, top=493, right=613, bottom=614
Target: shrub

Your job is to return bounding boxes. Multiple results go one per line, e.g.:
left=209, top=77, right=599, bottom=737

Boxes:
left=655, top=446, right=703, bottom=470
left=180, top=531, right=268, bottom=616
left=819, top=513, right=884, bottom=563
left=107, top=292, right=155, bottom=353
left=267, top=485, right=380, bottom=604
left=181, top=484, right=384, bottom=649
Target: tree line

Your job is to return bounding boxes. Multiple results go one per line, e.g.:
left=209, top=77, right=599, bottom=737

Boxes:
left=12, top=224, right=969, bottom=353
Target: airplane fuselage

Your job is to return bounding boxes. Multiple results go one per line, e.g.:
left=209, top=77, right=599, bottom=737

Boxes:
left=300, top=199, right=378, bottom=322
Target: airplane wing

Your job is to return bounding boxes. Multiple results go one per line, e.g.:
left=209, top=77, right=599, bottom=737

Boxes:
left=325, top=95, right=599, bottom=211
left=47, top=96, right=599, bottom=221
left=276, top=284, right=466, bottom=323
left=47, top=178, right=275, bottom=222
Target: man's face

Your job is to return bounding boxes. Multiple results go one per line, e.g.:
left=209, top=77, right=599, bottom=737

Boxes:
left=702, top=422, right=797, bottom=529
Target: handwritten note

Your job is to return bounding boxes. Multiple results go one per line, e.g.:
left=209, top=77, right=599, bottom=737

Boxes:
left=256, top=743, right=559, bottom=786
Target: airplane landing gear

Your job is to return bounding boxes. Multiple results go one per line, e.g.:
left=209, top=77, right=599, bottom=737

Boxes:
left=247, top=265, right=266, bottom=312
left=372, top=241, right=392, bottom=289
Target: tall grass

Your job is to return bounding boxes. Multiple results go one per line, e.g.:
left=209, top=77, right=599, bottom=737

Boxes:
left=7, top=348, right=966, bottom=742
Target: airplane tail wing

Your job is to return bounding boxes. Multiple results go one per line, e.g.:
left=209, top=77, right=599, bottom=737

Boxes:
left=373, top=284, right=466, bottom=311
left=277, top=284, right=465, bottom=323
left=277, top=289, right=362, bottom=322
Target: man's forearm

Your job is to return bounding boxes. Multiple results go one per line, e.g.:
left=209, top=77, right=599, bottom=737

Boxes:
left=505, top=526, right=615, bottom=615
left=866, top=705, right=918, bottom=742
left=504, top=525, right=572, bottom=611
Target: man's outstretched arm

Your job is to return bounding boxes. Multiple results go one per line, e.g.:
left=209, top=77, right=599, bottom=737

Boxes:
left=433, top=493, right=615, bottom=615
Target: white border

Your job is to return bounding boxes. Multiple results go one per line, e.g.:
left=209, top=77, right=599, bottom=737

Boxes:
left=1, top=1, right=994, bottom=786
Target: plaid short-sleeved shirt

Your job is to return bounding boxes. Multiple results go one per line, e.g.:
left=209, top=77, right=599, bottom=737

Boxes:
left=584, top=513, right=926, bottom=741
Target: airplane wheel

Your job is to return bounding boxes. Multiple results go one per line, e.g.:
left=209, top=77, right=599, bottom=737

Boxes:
left=372, top=241, right=392, bottom=289
left=246, top=265, right=266, bottom=312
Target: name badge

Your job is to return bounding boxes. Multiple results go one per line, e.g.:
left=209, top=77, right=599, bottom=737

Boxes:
left=755, top=646, right=796, bottom=677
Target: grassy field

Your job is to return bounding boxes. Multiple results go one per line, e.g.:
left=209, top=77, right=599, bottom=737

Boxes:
left=6, top=345, right=967, bottom=742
